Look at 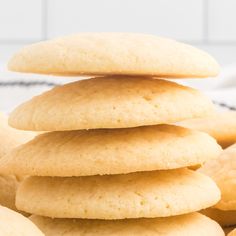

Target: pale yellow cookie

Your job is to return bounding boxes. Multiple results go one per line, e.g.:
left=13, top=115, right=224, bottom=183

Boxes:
left=200, top=143, right=236, bottom=210
left=8, top=33, right=219, bottom=78
left=0, top=125, right=222, bottom=176
left=29, top=212, right=224, bottom=236
left=9, top=77, right=214, bottom=131
left=178, top=111, right=236, bottom=148
left=0, top=113, right=34, bottom=211
left=228, top=229, right=236, bottom=236
left=16, top=169, right=220, bottom=219
left=0, top=113, right=35, bottom=157
left=0, top=206, right=43, bottom=236
left=201, top=208, right=236, bottom=227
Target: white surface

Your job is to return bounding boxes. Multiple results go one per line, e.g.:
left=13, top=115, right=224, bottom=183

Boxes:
left=208, top=0, right=236, bottom=41
left=0, top=0, right=43, bottom=40
left=47, top=0, right=204, bottom=41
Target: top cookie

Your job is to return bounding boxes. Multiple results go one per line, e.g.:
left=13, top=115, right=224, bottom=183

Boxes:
left=8, top=33, right=219, bottom=78
left=199, top=143, right=236, bottom=211
left=8, top=77, right=214, bottom=131
left=0, top=206, right=43, bottom=236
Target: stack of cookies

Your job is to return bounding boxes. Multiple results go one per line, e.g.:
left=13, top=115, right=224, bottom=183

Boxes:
left=1, top=33, right=225, bottom=235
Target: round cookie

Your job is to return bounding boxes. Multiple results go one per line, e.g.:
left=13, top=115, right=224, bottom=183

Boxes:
left=0, top=113, right=35, bottom=211
left=199, top=143, right=236, bottom=211
left=0, top=206, right=43, bottom=236
left=228, top=229, right=236, bottom=236
left=9, top=77, right=214, bottom=131
left=0, top=113, right=35, bottom=157
left=201, top=208, right=236, bottom=227
left=29, top=212, right=224, bottom=236
left=0, top=125, right=222, bottom=176
left=8, top=33, right=219, bottom=78
left=16, top=169, right=220, bottom=219
left=178, top=111, right=236, bottom=148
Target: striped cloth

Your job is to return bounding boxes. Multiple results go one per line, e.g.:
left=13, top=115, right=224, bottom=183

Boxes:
left=0, top=64, right=235, bottom=114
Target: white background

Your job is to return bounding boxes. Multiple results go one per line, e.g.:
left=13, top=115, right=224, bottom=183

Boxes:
left=0, top=0, right=236, bottom=66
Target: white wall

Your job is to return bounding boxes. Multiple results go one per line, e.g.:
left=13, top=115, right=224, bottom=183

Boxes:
left=1, top=0, right=236, bottom=65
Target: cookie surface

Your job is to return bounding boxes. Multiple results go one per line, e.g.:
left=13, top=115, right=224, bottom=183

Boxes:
left=9, top=77, right=214, bottom=131
left=0, top=113, right=34, bottom=211
left=228, top=229, right=236, bottom=236
left=0, top=175, right=19, bottom=210
left=201, top=208, right=236, bottom=227
left=0, top=113, right=35, bottom=157
left=0, top=125, right=222, bottom=176
left=178, top=111, right=236, bottom=148
left=30, top=212, right=224, bottom=236
left=16, top=169, right=220, bottom=219
left=200, top=143, right=236, bottom=211
left=0, top=206, right=43, bottom=236
left=8, top=33, right=219, bottom=78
